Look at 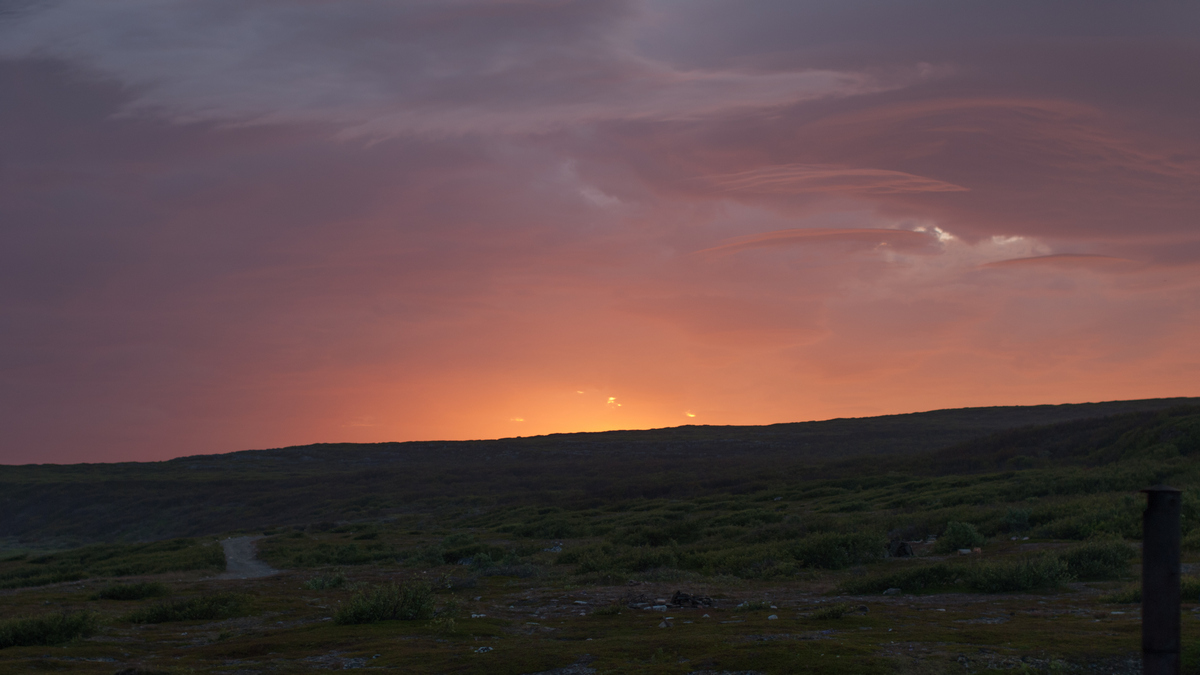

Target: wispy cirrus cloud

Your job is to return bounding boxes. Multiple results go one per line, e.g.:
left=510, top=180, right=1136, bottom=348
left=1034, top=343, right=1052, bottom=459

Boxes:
left=693, top=227, right=939, bottom=256
left=701, top=164, right=967, bottom=196
left=0, top=0, right=916, bottom=136
left=980, top=254, right=1138, bottom=270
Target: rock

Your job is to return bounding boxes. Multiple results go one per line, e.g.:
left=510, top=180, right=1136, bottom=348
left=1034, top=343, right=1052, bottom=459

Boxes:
left=958, top=548, right=972, bottom=555
left=476, top=646, right=494, bottom=653
left=671, top=591, right=715, bottom=607
left=883, top=588, right=901, bottom=595
left=767, top=615, right=778, bottom=620
left=658, top=620, right=672, bottom=628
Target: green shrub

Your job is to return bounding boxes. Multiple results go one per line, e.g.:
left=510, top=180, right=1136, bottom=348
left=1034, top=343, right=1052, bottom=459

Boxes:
left=592, top=605, right=621, bottom=616
left=736, top=558, right=798, bottom=580
left=406, top=545, right=446, bottom=568
left=936, top=522, right=986, bottom=553
left=811, top=603, right=852, bottom=619
left=334, top=581, right=435, bottom=625
left=838, top=564, right=959, bottom=595
left=0, top=539, right=225, bottom=589
left=790, top=532, right=884, bottom=570
left=477, top=563, right=540, bottom=578
left=962, top=556, right=1069, bottom=593
left=126, top=593, right=248, bottom=624
left=614, top=547, right=678, bottom=572
left=1004, top=508, right=1031, bottom=532
left=0, top=611, right=99, bottom=648
left=285, top=543, right=393, bottom=567
left=92, top=581, right=170, bottom=601
left=303, top=570, right=347, bottom=590
left=1059, top=540, right=1134, bottom=581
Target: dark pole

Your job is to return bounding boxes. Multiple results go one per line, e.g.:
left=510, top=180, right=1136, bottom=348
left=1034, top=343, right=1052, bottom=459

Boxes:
left=1143, top=485, right=1181, bottom=675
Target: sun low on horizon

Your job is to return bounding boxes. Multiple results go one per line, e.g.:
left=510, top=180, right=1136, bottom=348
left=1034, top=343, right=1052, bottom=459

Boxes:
left=2, top=1, right=1200, bottom=464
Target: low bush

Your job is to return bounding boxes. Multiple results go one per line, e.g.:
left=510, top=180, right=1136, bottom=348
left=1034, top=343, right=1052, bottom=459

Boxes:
left=477, top=563, right=540, bottom=578
left=334, top=581, right=435, bottom=625
left=838, top=564, right=959, bottom=595
left=935, top=522, right=986, bottom=553
left=811, top=603, right=852, bottom=619
left=92, top=581, right=170, bottom=601
left=962, top=555, right=1070, bottom=593
left=1059, top=540, right=1134, bottom=581
left=435, top=573, right=478, bottom=590
left=303, top=570, right=347, bottom=590
left=126, top=593, right=248, bottom=624
left=0, top=611, right=99, bottom=648
left=790, top=532, right=884, bottom=570
left=1004, top=508, right=1031, bottom=533
left=0, top=539, right=225, bottom=589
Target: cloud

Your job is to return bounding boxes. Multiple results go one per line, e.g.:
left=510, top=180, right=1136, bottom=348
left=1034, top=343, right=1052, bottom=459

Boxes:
left=4, top=2, right=1200, bottom=463
left=0, top=0, right=909, bottom=136
left=693, top=228, right=938, bottom=256
left=981, top=254, right=1138, bottom=270
left=701, top=164, right=967, bottom=196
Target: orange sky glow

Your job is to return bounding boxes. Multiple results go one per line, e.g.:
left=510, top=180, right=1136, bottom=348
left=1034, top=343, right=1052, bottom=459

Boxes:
left=2, top=2, right=1199, bottom=463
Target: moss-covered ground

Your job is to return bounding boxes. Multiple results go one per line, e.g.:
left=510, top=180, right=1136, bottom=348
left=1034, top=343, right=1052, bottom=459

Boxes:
left=1, top=527, right=1192, bottom=673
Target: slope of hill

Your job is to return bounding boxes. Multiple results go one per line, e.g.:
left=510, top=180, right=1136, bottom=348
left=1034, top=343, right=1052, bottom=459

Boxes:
left=0, top=397, right=1196, bottom=544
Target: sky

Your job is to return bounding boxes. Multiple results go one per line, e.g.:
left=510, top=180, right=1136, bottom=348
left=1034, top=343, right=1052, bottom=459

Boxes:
left=2, top=1, right=1200, bottom=465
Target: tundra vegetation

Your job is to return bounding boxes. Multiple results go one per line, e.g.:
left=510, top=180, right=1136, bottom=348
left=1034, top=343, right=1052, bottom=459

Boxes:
left=0, top=399, right=1199, bottom=673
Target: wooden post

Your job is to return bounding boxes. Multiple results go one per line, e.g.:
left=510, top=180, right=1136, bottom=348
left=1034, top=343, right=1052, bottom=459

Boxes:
left=1143, top=485, right=1181, bottom=675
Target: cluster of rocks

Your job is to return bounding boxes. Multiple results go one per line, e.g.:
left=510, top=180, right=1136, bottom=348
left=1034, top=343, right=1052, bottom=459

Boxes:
left=671, top=591, right=715, bottom=607
left=625, top=590, right=714, bottom=611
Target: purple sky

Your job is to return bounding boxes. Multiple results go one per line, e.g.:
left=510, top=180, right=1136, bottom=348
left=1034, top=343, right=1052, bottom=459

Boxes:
left=3, top=1, right=1199, bottom=464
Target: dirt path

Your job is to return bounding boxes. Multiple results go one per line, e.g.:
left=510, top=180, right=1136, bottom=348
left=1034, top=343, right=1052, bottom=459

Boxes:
left=218, top=536, right=278, bottom=579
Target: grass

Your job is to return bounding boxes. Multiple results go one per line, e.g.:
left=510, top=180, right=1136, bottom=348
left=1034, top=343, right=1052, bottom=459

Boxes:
left=736, top=599, right=774, bottom=611
left=333, top=581, right=435, bottom=625
left=811, top=603, right=854, bottom=619
left=303, top=569, right=347, bottom=590
left=0, top=538, right=225, bottom=589
left=840, top=540, right=1135, bottom=595
left=1058, top=539, right=1136, bottom=581
left=0, top=611, right=99, bottom=648
left=91, top=581, right=171, bottom=600
left=961, top=555, right=1071, bottom=593
left=125, top=593, right=249, bottom=623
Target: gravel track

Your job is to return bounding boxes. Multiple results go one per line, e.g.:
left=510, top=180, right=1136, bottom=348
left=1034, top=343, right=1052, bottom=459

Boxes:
left=218, top=535, right=278, bottom=579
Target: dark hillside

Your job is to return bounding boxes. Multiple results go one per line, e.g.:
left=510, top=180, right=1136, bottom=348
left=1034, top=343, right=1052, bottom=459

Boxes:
left=854, top=405, right=1200, bottom=477
left=0, top=397, right=1196, bottom=544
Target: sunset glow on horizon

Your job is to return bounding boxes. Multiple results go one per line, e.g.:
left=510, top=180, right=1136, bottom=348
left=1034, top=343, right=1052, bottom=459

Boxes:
left=3, top=2, right=1199, bottom=464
